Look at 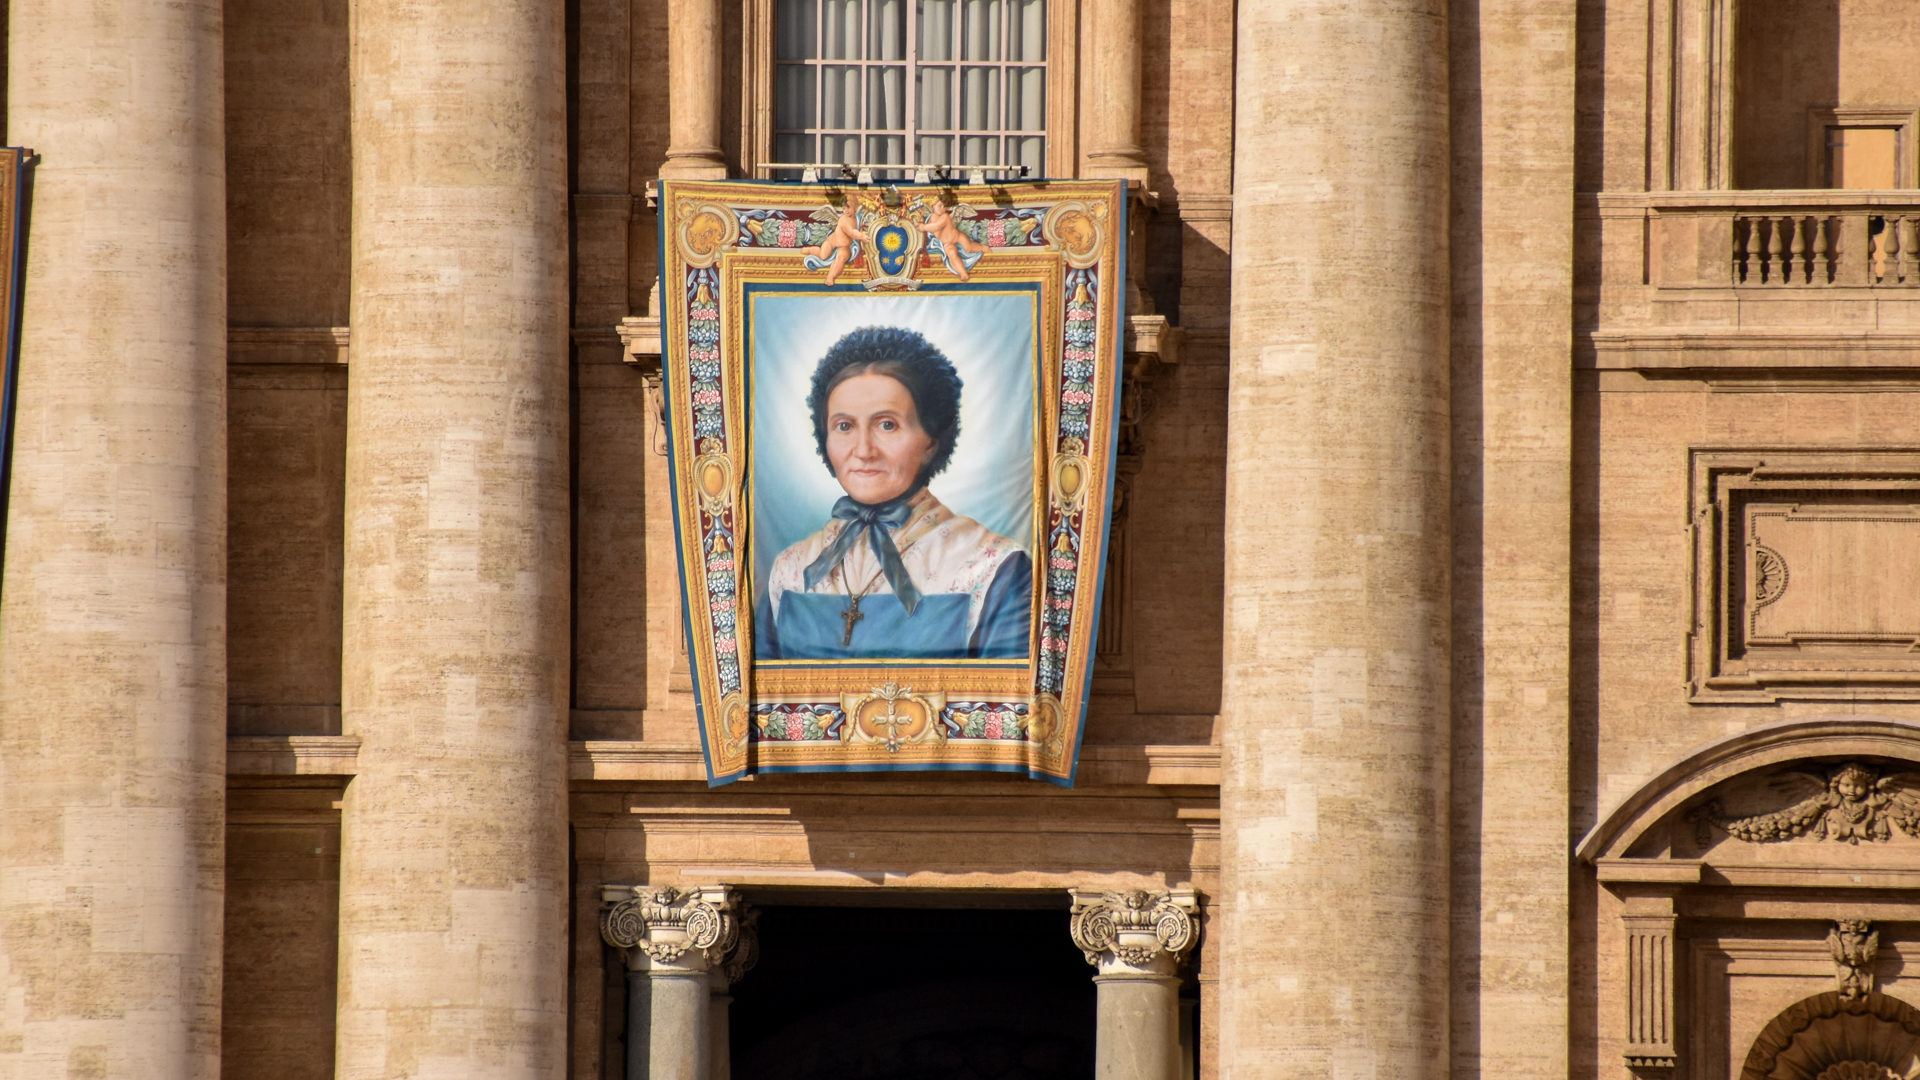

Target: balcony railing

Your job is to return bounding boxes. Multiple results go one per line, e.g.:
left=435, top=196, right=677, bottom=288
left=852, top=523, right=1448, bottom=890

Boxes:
left=1637, top=191, right=1920, bottom=289
left=1733, top=211, right=1920, bottom=286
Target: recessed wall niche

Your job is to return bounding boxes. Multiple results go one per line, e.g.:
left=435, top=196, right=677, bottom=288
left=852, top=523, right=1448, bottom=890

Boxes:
left=1733, top=0, right=1920, bottom=189
left=1648, top=0, right=1920, bottom=190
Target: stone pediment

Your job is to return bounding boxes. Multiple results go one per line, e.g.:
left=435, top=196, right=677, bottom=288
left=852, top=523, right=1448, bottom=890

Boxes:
left=1580, top=718, right=1920, bottom=884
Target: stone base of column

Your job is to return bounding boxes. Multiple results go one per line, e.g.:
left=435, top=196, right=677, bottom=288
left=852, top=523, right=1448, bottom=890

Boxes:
left=1084, top=151, right=1150, bottom=186
left=659, top=150, right=729, bottom=180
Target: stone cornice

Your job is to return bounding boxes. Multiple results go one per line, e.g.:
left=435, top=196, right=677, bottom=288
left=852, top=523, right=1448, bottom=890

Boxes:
left=568, top=738, right=1221, bottom=786
left=227, top=735, right=361, bottom=777
left=224, top=736, right=1222, bottom=788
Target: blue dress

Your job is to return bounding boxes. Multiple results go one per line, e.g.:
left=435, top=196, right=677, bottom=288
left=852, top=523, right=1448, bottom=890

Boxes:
left=754, top=490, right=1032, bottom=660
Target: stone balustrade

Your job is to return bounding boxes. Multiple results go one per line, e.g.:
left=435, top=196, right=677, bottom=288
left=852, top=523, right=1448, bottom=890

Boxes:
left=1635, top=191, right=1920, bottom=289
left=1733, top=209, right=1920, bottom=287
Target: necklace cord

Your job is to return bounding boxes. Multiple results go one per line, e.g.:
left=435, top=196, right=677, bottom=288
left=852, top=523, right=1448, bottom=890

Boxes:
left=801, top=492, right=925, bottom=614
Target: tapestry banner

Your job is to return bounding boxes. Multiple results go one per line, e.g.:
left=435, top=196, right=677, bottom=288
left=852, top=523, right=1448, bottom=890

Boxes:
left=658, top=179, right=1126, bottom=785
left=0, top=149, right=35, bottom=564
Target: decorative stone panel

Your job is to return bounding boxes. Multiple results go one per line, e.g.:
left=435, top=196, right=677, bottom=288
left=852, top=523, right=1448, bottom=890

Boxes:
left=1689, top=450, right=1920, bottom=702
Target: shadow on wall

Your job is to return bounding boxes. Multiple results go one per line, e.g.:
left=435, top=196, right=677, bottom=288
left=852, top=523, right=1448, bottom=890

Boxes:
left=1733, top=0, right=1842, bottom=189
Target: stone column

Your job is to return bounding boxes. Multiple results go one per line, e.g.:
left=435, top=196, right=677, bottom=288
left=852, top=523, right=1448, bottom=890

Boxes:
left=334, top=1, right=571, bottom=1076
left=1219, top=0, right=1450, bottom=1075
left=1082, top=0, right=1148, bottom=183
left=0, top=1, right=227, bottom=1077
left=601, top=886, right=749, bottom=1080
left=661, top=0, right=727, bottom=178
left=709, top=906, right=759, bottom=1080
left=1069, top=889, right=1199, bottom=1080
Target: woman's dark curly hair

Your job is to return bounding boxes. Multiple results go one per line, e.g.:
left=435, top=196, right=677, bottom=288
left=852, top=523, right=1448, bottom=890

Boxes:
left=807, top=325, right=964, bottom=488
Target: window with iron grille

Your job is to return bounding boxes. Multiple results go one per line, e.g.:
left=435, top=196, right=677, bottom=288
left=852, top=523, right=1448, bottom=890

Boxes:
left=772, top=0, right=1047, bottom=178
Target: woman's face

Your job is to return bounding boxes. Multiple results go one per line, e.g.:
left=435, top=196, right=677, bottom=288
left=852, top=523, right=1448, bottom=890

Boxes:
left=824, top=371, right=936, bottom=505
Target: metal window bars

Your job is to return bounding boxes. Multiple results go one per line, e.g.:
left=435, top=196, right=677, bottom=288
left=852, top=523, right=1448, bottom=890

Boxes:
left=752, top=161, right=1032, bottom=183
left=772, top=0, right=1046, bottom=181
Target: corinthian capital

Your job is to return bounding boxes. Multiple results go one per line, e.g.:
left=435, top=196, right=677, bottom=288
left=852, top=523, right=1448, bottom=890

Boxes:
left=600, top=884, right=745, bottom=975
left=1069, top=887, right=1199, bottom=977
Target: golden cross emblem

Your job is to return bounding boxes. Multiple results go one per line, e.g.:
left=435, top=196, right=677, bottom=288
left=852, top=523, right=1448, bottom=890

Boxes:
left=872, top=690, right=914, bottom=753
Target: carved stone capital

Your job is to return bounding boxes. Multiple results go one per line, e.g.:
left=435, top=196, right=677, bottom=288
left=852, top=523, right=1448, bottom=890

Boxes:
left=1069, top=887, right=1199, bottom=978
left=713, top=904, right=760, bottom=988
left=600, top=885, right=743, bottom=976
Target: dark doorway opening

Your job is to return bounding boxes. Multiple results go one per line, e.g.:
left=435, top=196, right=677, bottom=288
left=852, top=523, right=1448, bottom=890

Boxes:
left=729, top=901, right=1096, bottom=1080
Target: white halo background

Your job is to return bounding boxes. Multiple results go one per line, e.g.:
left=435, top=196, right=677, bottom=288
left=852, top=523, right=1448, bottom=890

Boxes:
left=745, top=290, right=1040, bottom=601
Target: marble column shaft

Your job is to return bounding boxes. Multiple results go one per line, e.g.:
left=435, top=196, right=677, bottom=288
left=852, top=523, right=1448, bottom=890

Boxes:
left=1219, top=0, right=1451, bottom=1074
left=0, top=1, right=227, bottom=1077
left=334, top=1, right=572, bottom=1077
left=646, top=971, right=713, bottom=1080
left=661, top=0, right=727, bottom=178
left=1082, top=0, right=1148, bottom=181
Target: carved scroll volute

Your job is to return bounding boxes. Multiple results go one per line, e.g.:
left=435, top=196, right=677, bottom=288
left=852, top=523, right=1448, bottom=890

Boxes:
left=1622, top=893, right=1679, bottom=1077
left=714, top=905, right=761, bottom=988
left=1069, top=887, right=1200, bottom=978
left=599, top=884, right=742, bottom=975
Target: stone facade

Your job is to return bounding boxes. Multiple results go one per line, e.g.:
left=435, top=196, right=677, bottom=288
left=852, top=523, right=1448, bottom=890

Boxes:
left=2, top=0, right=1919, bottom=1077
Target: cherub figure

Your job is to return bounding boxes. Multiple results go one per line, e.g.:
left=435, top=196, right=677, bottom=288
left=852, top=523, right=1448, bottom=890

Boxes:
left=1692, top=762, right=1920, bottom=845
left=919, top=198, right=987, bottom=281
left=801, top=202, right=869, bottom=287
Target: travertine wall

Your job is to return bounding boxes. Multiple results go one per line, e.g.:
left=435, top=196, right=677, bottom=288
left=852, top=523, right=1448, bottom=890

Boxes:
left=221, top=790, right=341, bottom=1080
left=1576, top=0, right=1920, bottom=1075
left=224, top=0, right=350, bottom=330
left=224, top=0, right=351, bottom=740
left=227, top=366, right=347, bottom=736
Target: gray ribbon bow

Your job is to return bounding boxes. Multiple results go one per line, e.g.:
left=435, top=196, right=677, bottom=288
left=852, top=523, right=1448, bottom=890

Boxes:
left=802, top=493, right=923, bottom=615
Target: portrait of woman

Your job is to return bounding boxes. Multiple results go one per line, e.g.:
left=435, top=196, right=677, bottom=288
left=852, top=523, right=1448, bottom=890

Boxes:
left=753, top=325, right=1033, bottom=660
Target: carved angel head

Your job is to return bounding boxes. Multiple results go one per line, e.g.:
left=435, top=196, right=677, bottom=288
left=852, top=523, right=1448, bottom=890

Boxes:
left=1833, top=764, right=1877, bottom=802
